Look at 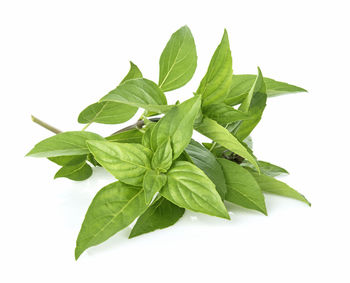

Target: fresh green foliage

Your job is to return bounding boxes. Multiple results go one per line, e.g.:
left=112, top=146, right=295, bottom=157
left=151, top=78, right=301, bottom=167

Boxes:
left=27, top=26, right=310, bottom=259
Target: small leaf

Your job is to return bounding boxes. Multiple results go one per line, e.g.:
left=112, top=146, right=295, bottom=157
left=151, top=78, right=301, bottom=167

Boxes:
left=242, top=160, right=289, bottom=177
left=197, top=29, right=232, bottom=106
left=121, top=61, right=143, bottom=84
left=101, top=78, right=172, bottom=113
left=185, top=140, right=227, bottom=199
left=129, top=197, right=185, bottom=238
left=218, top=158, right=267, bottom=215
left=142, top=123, right=156, bottom=149
left=143, top=170, right=167, bottom=204
left=150, top=95, right=201, bottom=159
left=106, top=128, right=143, bottom=143
left=48, top=155, right=87, bottom=166
left=159, top=26, right=197, bottom=92
left=151, top=138, right=172, bottom=172
left=203, top=103, right=250, bottom=124
left=75, top=181, right=146, bottom=259
left=87, top=141, right=152, bottom=186
left=250, top=172, right=311, bottom=206
left=54, top=162, right=92, bottom=181
left=195, top=117, right=259, bottom=171
left=161, top=161, right=230, bottom=219
left=225, top=74, right=307, bottom=106
left=26, top=131, right=104, bottom=158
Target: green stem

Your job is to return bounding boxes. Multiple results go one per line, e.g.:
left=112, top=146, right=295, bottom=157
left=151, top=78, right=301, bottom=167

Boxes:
left=81, top=122, right=92, bottom=131
left=31, top=115, right=62, bottom=134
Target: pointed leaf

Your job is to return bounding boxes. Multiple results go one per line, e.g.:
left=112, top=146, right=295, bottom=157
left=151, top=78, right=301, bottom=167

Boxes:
left=218, top=158, right=267, bottom=214
left=151, top=138, right=172, bottom=172
left=203, top=103, right=250, bottom=124
left=242, top=160, right=289, bottom=177
left=197, top=29, right=232, bottom=106
left=159, top=26, right=197, bottom=92
left=121, top=61, right=143, bottom=84
left=86, top=141, right=152, bottom=186
left=54, top=162, right=92, bottom=181
left=26, top=131, right=104, bottom=158
left=106, top=128, right=143, bottom=143
left=48, top=154, right=87, bottom=166
left=129, top=197, right=185, bottom=238
left=142, top=123, right=156, bottom=149
left=161, top=161, right=229, bottom=219
left=143, top=170, right=167, bottom=204
left=75, top=181, right=146, bottom=259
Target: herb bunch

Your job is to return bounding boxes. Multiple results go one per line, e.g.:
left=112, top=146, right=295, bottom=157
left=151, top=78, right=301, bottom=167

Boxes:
left=27, top=26, right=310, bottom=260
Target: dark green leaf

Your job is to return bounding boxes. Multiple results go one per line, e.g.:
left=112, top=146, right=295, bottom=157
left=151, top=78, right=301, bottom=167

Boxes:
left=197, top=30, right=232, bottom=106
left=143, top=170, right=167, bottom=204
left=218, top=158, right=267, bottom=215
left=161, top=161, right=230, bottom=219
left=129, top=197, right=185, bottom=238
left=185, top=140, right=227, bottom=199
left=48, top=155, right=87, bottom=166
left=75, top=181, right=146, bottom=259
left=242, top=160, right=289, bottom=177
left=106, top=128, right=143, bottom=143
left=86, top=141, right=152, bottom=186
left=159, top=26, right=197, bottom=92
left=203, top=103, right=249, bottom=124
left=26, top=131, right=104, bottom=158
left=54, top=162, right=92, bottom=181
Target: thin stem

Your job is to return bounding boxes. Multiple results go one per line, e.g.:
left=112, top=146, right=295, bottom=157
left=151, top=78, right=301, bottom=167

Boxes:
left=31, top=115, right=62, bottom=134
left=81, top=122, right=92, bottom=131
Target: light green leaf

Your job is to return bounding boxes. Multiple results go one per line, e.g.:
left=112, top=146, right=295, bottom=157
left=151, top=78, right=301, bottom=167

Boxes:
left=54, top=162, right=92, bottom=181
left=75, top=181, right=146, bottom=259
left=26, top=131, right=104, bottom=158
left=197, top=29, right=232, bottom=106
left=159, top=26, right=197, bottom=92
left=250, top=172, right=311, bottom=206
left=185, top=140, right=227, bottom=199
left=101, top=78, right=172, bottom=113
left=143, top=170, right=167, bottom=204
left=242, top=160, right=289, bottom=177
left=129, top=197, right=185, bottom=238
left=48, top=155, right=87, bottom=166
left=150, top=96, right=201, bottom=159
left=203, top=103, right=249, bottom=124
left=151, top=138, right=172, bottom=172
left=218, top=158, right=267, bottom=215
left=142, top=123, right=156, bottom=149
left=78, top=61, right=142, bottom=125
left=225, top=74, right=307, bottom=106
left=86, top=141, right=152, bottom=186
left=195, top=117, right=259, bottom=170
left=106, top=128, right=143, bottom=143
left=161, top=161, right=229, bottom=219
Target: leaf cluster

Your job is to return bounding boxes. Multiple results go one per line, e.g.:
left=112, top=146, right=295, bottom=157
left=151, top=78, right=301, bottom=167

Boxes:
left=26, top=26, right=309, bottom=260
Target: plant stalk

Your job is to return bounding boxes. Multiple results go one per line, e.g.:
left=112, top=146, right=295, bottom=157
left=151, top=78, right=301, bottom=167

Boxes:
left=31, top=115, right=62, bottom=134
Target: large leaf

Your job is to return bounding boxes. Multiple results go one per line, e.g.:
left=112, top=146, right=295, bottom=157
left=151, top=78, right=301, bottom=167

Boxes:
left=26, top=131, right=104, bottom=158
left=158, top=26, right=197, bottom=92
left=161, top=161, right=229, bottom=219
left=235, top=68, right=267, bottom=140
left=150, top=96, right=201, bottom=159
left=218, top=158, right=267, bottom=215
left=75, top=181, right=146, bottom=259
left=106, top=129, right=143, bottom=143
left=195, top=117, right=259, bottom=170
left=54, top=162, right=92, bottom=181
left=101, top=78, right=171, bottom=113
left=129, top=197, right=185, bottom=238
left=78, top=61, right=142, bottom=125
left=250, top=172, right=311, bottom=206
left=225, top=74, right=307, bottom=106
left=86, top=141, right=152, bottom=186
left=196, top=29, right=232, bottom=106
left=151, top=138, right=173, bottom=172
left=242, top=160, right=289, bottom=177
left=143, top=170, right=167, bottom=204
left=185, top=140, right=227, bottom=199
left=203, top=103, right=249, bottom=124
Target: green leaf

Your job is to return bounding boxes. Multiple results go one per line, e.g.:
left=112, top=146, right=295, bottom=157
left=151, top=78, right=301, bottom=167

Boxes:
left=159, top=26, right=197, bottom=92
left=75, top=181, right=146, bottom=259
left=101, top=78, right=172, bottom=113
left=217, top=158, right=267, bottom=215
left=203, top=103, right=249, bottom=124
left=142, top=123, right=156, bottom=149
left=106, top=128, right=143, bottom=143
left=161, top=161, right=229, bottom=219
left=150, top=96, right=201, bottom=160
left=48, top=155, right=87, bottom=166
left=78, top=61, right=142, bottom=125
left=225, top=74, right=307, bottom=106
left=235, top=67, right=267, bottom=140
left=195, top=117, right=259, bottom=170
left=242, top=160, right=289, bottom=177
left=129, top=197, right=185, bottom=238
left=185, top=140, right=227, bottom=199
left=143, top=170, right=167, bottom=204
left=151, top=138, right=172, bottom=172
left=250, top=172, right=311, bottom=206
left=26, top=131, right=104, bottom=158
left=197, top=29, right=232, bottom=106
left=86, top=141, right=152, bottom=186
left=54, top=162, right=92, bottom=181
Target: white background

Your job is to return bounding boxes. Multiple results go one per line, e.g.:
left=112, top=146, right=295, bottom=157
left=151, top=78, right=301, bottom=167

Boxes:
left=1, top=0, right=349, bottom=282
